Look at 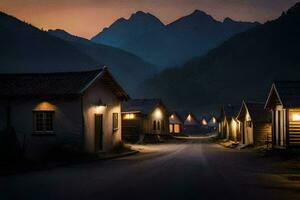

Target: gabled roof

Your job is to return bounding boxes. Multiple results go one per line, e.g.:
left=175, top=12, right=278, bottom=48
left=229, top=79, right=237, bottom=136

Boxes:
left=265, top=81, right=300, bottom=108
left=121, top=99, right=166, bottom=115
left=0, top=68, right=129, bottom=100
left=238, top=101, right=271, bottom=123
left=169, top=111, right=184, bottom=124
left=184, top=112, right=199, bottom=125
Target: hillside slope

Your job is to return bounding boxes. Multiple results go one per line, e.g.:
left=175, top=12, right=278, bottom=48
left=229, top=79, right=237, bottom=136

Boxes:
left=140, top=3, right=300, bottom=115
left=49, top=29, right=157, bottom=95
left=0, top=12, right=97, bottom=73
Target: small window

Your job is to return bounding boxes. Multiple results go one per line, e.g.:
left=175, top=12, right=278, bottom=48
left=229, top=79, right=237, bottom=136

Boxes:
left=33, top=111, right=54, bottom=133
left=157, top=121, right=161, bottom=130
left=246, top=121, right=252, bottom=127
left=113, top=113, right=118, bottom=131
left=153, top=120, right=157, bottom=130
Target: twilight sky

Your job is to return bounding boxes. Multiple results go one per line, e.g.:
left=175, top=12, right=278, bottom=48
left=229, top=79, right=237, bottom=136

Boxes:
left=0, top=0, right=298, bottom=39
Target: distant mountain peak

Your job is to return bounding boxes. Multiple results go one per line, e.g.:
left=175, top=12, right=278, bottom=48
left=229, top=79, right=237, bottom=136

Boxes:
left=223, top=17, right=235, bottom=23
left=128, top=11, right=164, bottom=25
left=191, top=9, right=209, bottom=17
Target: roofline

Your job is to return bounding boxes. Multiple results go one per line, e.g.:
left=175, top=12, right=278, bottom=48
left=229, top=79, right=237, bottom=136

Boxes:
left=264, top=83, right=283, bottom=109
left=79, top=66, right=129, bottom=100
left=237, top=100, right=246, bottom=120
left=79, top=69, right=103, bottom=93
left=121, top=111, right=141, bottom=114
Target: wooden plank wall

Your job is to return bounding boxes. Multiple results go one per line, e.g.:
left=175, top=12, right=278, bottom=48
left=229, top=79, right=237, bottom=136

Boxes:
left=253, top=122, right=272, bottom=146
left=289, top=109, right=300, bottom=146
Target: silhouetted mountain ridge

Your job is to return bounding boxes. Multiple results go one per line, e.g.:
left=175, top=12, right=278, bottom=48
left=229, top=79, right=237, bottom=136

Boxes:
left=92, top=10, right=259, bottom=68
left=139, top=2, right=300, bottom=115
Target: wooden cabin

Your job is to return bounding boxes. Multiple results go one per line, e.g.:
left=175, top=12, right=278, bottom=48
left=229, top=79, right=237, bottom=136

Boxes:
left=169, top=112, right=183, bottom=135
left=218, top=105, right=240, bottom=140
left=0, top=68, right=129, bottom=160
left=121, top=99, right=169, bottom=142
left=237, top=101, right=271, bottom=146
left=265, top=81, right=300, bottom=148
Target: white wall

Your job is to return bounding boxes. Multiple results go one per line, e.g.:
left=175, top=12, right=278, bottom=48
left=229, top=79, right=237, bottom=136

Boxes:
left=1, top=98, right=83, bottom=160
left=82, top=78, right=122, bottom=153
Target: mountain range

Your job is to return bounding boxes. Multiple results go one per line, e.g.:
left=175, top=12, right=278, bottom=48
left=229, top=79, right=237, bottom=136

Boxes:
left=91, top=10, right=259, bottom=68
left=0, top=12, right=156, bottom=95
left=139, top=2, right=300, bottom=115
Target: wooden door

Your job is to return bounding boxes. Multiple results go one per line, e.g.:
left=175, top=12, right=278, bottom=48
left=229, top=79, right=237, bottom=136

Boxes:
left=95, top=114, right=103, bottom=151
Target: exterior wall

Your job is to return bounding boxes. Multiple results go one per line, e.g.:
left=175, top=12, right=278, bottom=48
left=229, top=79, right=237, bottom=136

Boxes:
left=240, top=111, right=253, bottom=145
left=0, top=98, right=83, bottom=160
left=146, top=106, right=169, bottom=135
left=219, top=118, right=228, bottom=139
left=253, top=122, right=272, bottom=146
left=82, top=78, right=122, bottom=153
left=229, top=118, right=240, bottom=142
left=273, top=105, right=287, bottom=147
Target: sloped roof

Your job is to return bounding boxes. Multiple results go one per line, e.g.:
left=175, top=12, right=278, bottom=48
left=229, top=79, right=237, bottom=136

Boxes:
left=238, top=101, right=271, bottom=123
left=169, top=111, right=184, bottom=124
left=265, top=81, right=300, bottom=108
left=184, top=112, right=199, bottom=125
left=0, top=68, right=129, bottom=100
left=122, top=99, right=166, bottom=115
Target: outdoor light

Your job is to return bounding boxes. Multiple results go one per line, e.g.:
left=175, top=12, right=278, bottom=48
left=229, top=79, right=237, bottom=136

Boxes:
left=187, top=114, right=192, bottom=122
left=154, top=109, right=163, bottom=119
left=212, top=117, right=216, bottom=123
left=95, top=99, right=107, bottom=113
left=292, top=113, right=300, bottom=121
left=202, top=119, right=208, bottom=125
left=124, top=113, right=135, bottom=120
left=171, top=114, right=174, bottom=119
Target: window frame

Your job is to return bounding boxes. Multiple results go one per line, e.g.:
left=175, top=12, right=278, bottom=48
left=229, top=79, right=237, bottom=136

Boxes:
left=33, top=111, right=55, bottom=134
left=113, top=113, right=119, bottom=132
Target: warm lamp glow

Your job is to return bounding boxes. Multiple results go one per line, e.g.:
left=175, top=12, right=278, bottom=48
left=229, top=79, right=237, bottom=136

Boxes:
left=124, top=113, right=135, bottom=120
left=212, top=117, right=216, bottom=123
left=232, top=120, right=237, bottom=130
left=95, top=105, right=106, bottom=114
left=154, top=109, right=163, bottom=119
left=171, top=114, right=174, bottom=119
left=292, top=113, right=300, bottom=121
left=187, top=114, right=192, bottom=122
left=202, top=119, right=208, bottom=125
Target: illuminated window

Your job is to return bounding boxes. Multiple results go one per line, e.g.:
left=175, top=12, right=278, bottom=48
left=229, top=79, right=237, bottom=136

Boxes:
left=169, top=124, right=174, bottom=133
left=33, top=111, right=54, bottom=132
left=174, top=124, right=180, bottom=133
left=292, top=113, right=300, bottom=121
left=124, top=113, right=135, bottom=120
left=113, top=113, right=118, bottom=131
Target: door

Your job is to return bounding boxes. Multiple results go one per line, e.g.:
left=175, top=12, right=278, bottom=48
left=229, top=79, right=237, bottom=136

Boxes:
left=95, top=114, right=103, bottom=151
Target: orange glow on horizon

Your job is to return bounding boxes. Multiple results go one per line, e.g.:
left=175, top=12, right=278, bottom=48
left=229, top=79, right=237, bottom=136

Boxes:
left=0, top=0, right=295, bottom=38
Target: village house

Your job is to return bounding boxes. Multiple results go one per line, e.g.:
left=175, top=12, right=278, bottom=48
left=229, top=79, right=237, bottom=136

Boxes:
left=183, top=112, right=200, bottom=134
left=237, top=101, right=271, bottom=146
left=169, top=112, right=184, bottom=135
left=265, top=81, right=300, bottom=148
left=218, top=105, right=240, bottom=140
left=121, top=99, right=169, bottom=142
left=0, top=68, right=129, bottom=160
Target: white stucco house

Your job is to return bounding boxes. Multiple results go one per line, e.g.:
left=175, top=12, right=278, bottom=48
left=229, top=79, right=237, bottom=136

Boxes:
left=0, top=67, right=129, bottom=160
